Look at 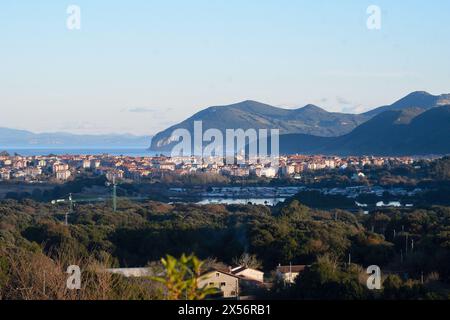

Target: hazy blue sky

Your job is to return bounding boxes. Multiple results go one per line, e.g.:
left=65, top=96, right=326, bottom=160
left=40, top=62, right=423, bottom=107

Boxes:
left=1, top=0, right=449, bottom=135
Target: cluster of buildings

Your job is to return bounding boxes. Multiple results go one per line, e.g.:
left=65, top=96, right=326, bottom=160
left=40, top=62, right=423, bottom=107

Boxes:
left=278, top=155, right=416, bottom=177
left=0, top=152, right=418, bottom=183
left=107, top=263, right=307, bottom=299
left=0, top=154, right=87, bottom=182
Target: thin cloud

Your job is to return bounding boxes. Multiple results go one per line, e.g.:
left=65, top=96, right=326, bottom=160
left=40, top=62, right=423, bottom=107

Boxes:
left=122, top=107, right=174, bottom=113
left=336, top=96, right=352, bottom=105
left=321, top=71, right=416, bottom=78
left=341, top=104, right=368, bottom=114
left=123, top=107, right=157, bottom=113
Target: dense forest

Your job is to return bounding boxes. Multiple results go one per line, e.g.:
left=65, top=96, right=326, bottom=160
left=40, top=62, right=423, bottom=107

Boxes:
left=0, top=195, right=449, bottom=299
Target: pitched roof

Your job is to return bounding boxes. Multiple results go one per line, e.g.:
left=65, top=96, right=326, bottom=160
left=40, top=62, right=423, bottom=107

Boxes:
left=276, top=265, right=307, bottom=273
left=200, top=268, right=240, bottom=279
left=231, top=266, right=263, bottom=274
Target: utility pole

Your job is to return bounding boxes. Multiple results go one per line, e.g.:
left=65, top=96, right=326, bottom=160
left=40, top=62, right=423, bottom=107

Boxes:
left=43, top=271, right=46, bottom=297
left=65, top=193, right=73, bottom=226
left=69, top=193, right=74, bottom=212
left=289, top=262, right=292, bottom=284
left=405, top=233, right=409, bottom=255
left=112, top=176, right=117, bottom=212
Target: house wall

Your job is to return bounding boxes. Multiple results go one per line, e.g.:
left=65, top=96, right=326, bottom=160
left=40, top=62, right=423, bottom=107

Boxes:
left=278, top=272, right=300, bottom=284
left=198, top=271, right=239, bottom=298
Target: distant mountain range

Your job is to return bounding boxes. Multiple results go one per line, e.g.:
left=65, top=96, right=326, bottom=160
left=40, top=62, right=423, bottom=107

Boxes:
left=150, top=101, right=370, bottom=151
left=280, top=106, right=450, bottom=156
left=362, top=91, right=450, bottom=116
left=2, top=91, right=449, bottom=155
left=150, top=91, right=450, bottom=156
left=0, top=128, right=151, bottom=148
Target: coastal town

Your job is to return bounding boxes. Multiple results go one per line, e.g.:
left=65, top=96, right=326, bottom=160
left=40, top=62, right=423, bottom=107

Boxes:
left=0, top=151, right=421, bottom=184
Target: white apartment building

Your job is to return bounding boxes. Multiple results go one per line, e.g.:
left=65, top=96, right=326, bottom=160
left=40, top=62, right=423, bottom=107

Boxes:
left=56, top=170, right=71, bottom=181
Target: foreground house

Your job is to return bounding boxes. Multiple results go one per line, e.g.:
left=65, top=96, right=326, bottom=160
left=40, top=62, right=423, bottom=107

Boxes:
left=104, top=266, right=264, bottom=299
left=276, top=265, right=307, bottom=284
left=230, top=266, right=264, bottom=283
left=198, top=269, right=240, bottom=298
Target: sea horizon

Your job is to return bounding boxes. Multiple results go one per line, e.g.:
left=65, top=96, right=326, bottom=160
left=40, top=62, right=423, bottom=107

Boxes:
left=0, top=147, right=164, bottom=157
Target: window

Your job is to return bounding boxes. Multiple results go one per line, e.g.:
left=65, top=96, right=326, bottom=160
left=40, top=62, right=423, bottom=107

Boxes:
left=216, top=272, right=220, bottom=277
left=220, top=282, right=226, bottom=287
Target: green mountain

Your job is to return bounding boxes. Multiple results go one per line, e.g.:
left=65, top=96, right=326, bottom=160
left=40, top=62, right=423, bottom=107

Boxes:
left=150, top=91, right=450, bottom=155
left=150, top=100, right=369, bottom=151
left=363, top=91, right=450, bottom=116
left=280, top=106, right=450, bottom=156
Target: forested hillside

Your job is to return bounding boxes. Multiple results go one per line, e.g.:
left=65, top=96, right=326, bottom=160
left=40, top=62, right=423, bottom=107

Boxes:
left=1, top=198, right=449, bottom=299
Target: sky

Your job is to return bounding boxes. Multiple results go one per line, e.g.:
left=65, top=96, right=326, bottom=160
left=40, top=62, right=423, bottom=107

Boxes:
left=1, top=0, right=450, bottom=136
